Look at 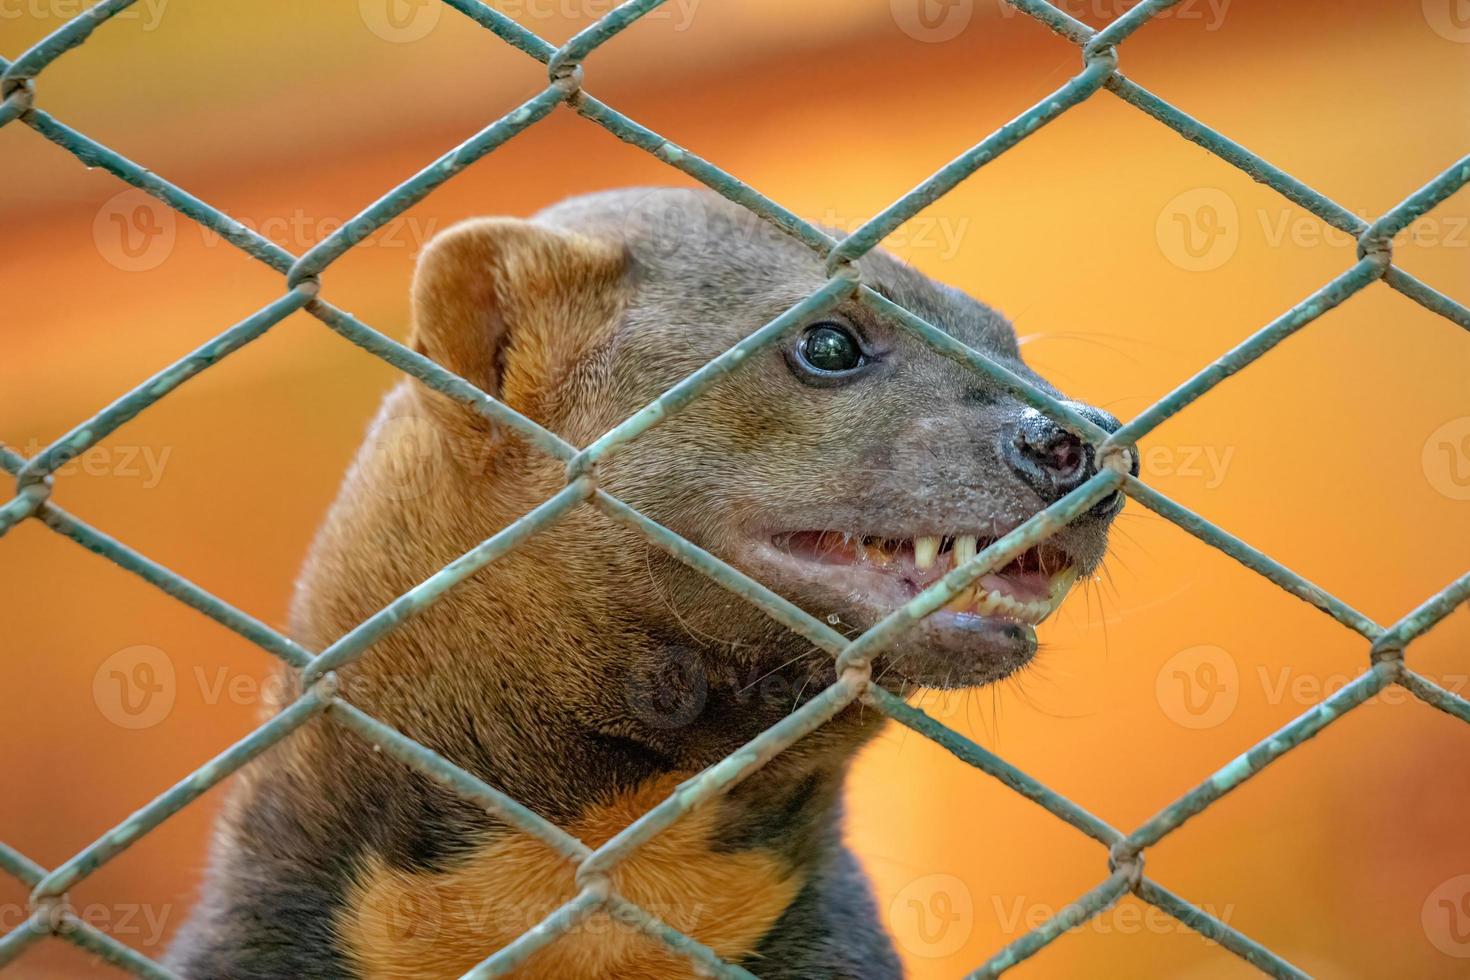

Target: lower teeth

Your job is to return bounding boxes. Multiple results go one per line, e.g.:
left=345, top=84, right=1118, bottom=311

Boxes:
left=940, top=569, right=1078, bottom=624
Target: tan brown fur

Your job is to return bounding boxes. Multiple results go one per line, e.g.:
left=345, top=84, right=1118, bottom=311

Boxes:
left=339, top=773, right=801, bottom=980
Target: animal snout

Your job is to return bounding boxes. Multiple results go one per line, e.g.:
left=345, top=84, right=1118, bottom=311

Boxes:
left=1001, top=404, right=1134, bottom=506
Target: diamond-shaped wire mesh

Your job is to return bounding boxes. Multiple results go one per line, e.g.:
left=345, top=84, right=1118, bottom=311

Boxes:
left=2, top=0, right=1469, bottom=977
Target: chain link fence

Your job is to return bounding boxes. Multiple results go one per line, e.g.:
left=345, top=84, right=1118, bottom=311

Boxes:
left=2, top=0, right=1468, bottom=976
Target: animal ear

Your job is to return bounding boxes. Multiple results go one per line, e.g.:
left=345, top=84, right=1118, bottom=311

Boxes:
left=408, top=217, right=625, bottom=425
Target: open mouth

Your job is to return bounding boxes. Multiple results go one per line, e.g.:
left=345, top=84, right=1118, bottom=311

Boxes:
left=771, top=530, right=1079, bottom=627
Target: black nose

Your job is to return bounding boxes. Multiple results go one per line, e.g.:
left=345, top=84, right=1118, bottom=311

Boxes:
left=1001, top=405, right=1133, bottom=505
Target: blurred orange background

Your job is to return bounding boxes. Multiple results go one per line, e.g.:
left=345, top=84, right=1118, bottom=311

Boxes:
left=2, top=1, right=1469, bottom=977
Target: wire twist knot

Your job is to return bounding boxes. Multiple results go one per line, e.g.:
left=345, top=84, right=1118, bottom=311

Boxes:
left=1108, top=843, right=1146, bottom=891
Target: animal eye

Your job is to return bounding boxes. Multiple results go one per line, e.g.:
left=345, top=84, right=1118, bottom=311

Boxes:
left=795, top=323, right=865, bottom=375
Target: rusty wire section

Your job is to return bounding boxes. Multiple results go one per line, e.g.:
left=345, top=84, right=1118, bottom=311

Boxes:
left=2, top=0, right=1469, bottom=976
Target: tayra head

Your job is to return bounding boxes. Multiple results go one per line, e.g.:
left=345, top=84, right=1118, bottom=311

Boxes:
left=387, top=186, right=1129, bottom=697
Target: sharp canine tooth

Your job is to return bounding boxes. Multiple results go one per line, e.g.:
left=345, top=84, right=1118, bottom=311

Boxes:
left=953, top=534, right=977, bottom=567
left=1049, top=567, right=1079, bottom=599
left=913, top=535, right=939, bottom=570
